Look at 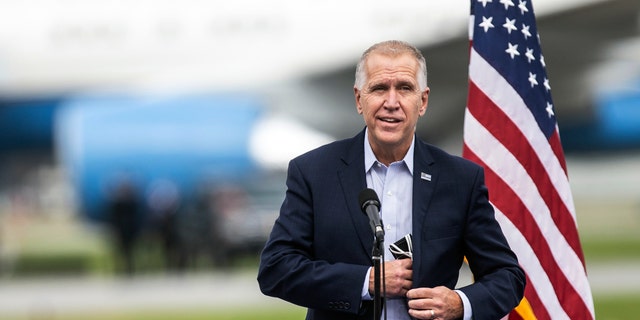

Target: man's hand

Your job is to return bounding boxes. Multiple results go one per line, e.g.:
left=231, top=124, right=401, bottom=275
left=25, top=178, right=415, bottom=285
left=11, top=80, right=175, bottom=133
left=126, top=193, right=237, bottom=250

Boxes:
left=369, top=259, right=412, bottom=298
left=406, top=286, right=463, bottom=320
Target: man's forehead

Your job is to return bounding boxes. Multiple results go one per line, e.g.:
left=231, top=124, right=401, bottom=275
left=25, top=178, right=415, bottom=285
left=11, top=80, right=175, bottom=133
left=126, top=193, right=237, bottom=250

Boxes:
left=366, top=51, right=418, bottom=65
left=366, top=53, right=418, bottom=71
left=365, top=55, right=418, bottom=82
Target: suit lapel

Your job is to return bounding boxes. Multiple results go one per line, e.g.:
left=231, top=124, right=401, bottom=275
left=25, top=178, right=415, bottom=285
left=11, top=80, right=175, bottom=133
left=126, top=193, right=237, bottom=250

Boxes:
left=411, top=139, right=437, bottom=276
left=337, top=130, right=372, bottom=257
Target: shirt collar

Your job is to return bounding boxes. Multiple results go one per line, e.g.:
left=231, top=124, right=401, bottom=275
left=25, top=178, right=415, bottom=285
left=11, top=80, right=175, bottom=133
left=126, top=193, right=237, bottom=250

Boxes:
left=363, top=128, right=415, bottom=174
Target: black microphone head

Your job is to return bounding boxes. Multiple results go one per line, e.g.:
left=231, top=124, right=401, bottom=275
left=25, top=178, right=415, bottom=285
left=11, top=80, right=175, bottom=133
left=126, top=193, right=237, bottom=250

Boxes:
left=358, top=188, right=380, bottom=212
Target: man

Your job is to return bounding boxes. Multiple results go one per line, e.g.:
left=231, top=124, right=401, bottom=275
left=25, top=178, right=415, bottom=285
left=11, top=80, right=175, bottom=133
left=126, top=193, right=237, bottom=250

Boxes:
left=258, top=40, right=525, bottom=320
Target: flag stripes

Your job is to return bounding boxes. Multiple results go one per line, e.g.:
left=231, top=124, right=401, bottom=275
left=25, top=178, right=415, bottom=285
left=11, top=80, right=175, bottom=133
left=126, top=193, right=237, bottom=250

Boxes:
left=463, top=139, right=589, bottom=319
left=468, top=48, right=573, bottom=211
left=466, top=48, right=593, bottom=300
left=492, top=205, right=569, bottom=319
left=463, top=1, right=595, bottom=316
left=466, top=77, right=584, bottom=263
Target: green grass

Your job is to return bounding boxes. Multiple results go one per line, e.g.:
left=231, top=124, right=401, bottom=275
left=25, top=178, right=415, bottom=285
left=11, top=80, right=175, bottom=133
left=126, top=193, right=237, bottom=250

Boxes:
left=582, top=236, right=640, bottom=262
left=594, top=294, right=640, bottom=320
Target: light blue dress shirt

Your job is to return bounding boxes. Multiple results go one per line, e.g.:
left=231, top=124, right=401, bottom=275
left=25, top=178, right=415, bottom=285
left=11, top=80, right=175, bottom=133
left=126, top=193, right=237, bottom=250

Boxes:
left=360, top=129, right=472, bottom=320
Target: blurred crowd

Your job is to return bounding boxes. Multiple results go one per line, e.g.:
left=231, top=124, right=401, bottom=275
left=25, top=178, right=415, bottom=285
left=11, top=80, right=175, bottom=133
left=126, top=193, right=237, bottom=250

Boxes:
left=0, top=160, right=283, bottom=277
left=105, top=175, right=282, bottom=276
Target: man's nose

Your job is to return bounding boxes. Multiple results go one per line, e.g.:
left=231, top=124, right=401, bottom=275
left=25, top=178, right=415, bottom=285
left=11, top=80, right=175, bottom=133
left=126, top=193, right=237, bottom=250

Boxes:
left=384, top=89, right=400, bottom=108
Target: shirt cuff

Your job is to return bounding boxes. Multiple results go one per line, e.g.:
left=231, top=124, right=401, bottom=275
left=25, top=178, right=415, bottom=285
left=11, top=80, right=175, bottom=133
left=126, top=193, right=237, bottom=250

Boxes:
left=362, top=267, right=373, bottom=300
left=454, top=289, right=473, bottom=320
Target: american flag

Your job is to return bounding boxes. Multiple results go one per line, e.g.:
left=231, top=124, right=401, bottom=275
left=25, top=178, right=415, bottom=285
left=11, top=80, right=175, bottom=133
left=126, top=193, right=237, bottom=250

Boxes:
left=462, top=0, right=595, bottom=319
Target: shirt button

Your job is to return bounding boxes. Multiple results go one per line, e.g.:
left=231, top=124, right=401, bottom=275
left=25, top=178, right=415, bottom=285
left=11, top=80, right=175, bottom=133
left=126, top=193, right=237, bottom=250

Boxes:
left=386, top=191, right=393, bottom=196
left=386, top=224, right=392, bottom=230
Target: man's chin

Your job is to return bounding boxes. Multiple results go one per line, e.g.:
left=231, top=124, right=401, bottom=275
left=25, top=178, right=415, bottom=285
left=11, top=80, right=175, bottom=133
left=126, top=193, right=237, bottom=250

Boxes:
left=372, top=133, right=410, bottom=149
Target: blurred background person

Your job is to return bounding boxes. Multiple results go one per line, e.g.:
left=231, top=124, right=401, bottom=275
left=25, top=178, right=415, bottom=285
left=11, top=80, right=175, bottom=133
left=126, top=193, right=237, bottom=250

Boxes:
left=146, top=178, right=185, bottom=272
left=106, top=174, right=143, bottom=276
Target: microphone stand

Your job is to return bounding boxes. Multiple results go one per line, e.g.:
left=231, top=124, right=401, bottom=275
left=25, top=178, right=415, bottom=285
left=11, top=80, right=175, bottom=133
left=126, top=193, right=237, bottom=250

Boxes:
left=372, top=226, right=385, bottom=320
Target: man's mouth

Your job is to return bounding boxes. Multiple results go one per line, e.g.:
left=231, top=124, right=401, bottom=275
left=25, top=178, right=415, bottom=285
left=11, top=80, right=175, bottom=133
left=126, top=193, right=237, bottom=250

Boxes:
left=379, top=117, right=401, bottom=123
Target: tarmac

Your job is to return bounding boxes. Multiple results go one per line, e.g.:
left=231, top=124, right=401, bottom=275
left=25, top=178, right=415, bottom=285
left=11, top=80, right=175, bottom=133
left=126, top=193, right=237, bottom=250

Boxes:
left=1, top=261, right=639, bottom=317
left=0, top=270, right=289, bottom=317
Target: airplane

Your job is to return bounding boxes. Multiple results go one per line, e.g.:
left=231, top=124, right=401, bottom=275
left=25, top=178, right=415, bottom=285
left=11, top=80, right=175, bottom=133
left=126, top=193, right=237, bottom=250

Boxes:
left=54, top=91, right=333, bottom=221
left=0, top=0, right=638, bottom=262
left=2, top=0, right=635, bottom=152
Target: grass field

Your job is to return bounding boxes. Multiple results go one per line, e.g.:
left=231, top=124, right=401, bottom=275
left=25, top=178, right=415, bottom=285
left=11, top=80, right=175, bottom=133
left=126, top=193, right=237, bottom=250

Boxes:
left=594, top=294, right=640, bottom=320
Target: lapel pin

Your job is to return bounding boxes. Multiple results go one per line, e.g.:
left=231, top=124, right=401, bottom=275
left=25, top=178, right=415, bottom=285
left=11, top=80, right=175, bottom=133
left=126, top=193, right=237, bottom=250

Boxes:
left=421, top=172, right=432, bottom=181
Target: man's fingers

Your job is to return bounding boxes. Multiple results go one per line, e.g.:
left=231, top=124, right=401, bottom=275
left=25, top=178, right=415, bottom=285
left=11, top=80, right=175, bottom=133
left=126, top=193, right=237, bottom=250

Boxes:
left=406, top=287, right=464, bottom=320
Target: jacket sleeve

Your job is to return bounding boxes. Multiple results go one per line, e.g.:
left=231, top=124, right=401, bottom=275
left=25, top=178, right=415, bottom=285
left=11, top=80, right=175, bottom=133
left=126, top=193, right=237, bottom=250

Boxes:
left=257, top=158, right=371, bottom=316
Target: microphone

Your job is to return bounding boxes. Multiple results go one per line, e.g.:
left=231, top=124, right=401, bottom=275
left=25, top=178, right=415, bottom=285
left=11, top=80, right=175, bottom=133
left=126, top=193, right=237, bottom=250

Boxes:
left=358, top=188, right=385, bottom=240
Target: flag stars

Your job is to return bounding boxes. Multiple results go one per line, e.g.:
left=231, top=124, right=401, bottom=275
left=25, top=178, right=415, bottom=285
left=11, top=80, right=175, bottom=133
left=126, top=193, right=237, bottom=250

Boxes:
left=521, top=24, right=532, bottom=39
left=544, top=78, right=551, bottom=91
left=528, top=72, right=538, bottom=87
left=546, top=102, right=555, bottom=117
left=506, top=42, right=520, bottom=59
left=479, top=16, right=495, bottom=32
left=540, top=54, right=546, bottom=67
left=503, top=18, right=517, bottom=34
left=525, top=48, right=535, bottom=63
left=478, top=0, right=492, bottom=7
left=518, top=1, right=529, bottom=15
left=500, top=0, right=515, bottom=10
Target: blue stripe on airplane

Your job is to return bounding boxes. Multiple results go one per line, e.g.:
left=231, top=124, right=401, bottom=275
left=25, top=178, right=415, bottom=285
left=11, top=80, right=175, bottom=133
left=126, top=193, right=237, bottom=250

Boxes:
left=56, top=93, right=265, bottom=221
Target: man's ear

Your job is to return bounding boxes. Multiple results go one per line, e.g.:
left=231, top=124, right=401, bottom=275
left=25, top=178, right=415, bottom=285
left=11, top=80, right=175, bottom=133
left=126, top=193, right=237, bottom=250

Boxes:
left=354, top=87, right=363, bottom=114
left=419, top=87, right=430, bottom=116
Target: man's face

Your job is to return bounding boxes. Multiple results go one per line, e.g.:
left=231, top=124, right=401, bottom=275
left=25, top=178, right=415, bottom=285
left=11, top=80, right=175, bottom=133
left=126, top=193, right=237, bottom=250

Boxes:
left=355, top=52, right=429, bottom=158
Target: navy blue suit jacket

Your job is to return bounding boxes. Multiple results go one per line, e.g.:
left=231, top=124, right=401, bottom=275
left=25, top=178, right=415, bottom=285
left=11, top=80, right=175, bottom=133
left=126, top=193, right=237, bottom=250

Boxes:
left=258, top=129, right=525, bottom=320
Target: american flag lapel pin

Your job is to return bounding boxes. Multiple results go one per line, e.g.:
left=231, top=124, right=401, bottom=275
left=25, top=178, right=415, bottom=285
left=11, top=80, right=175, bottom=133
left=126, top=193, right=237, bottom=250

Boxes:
left=420, top=172, right=432, bottom=181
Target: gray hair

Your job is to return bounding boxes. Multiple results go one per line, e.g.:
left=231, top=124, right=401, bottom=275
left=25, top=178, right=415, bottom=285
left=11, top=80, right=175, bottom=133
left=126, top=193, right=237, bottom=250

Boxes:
left=354, top=40, right=428, bottom=90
